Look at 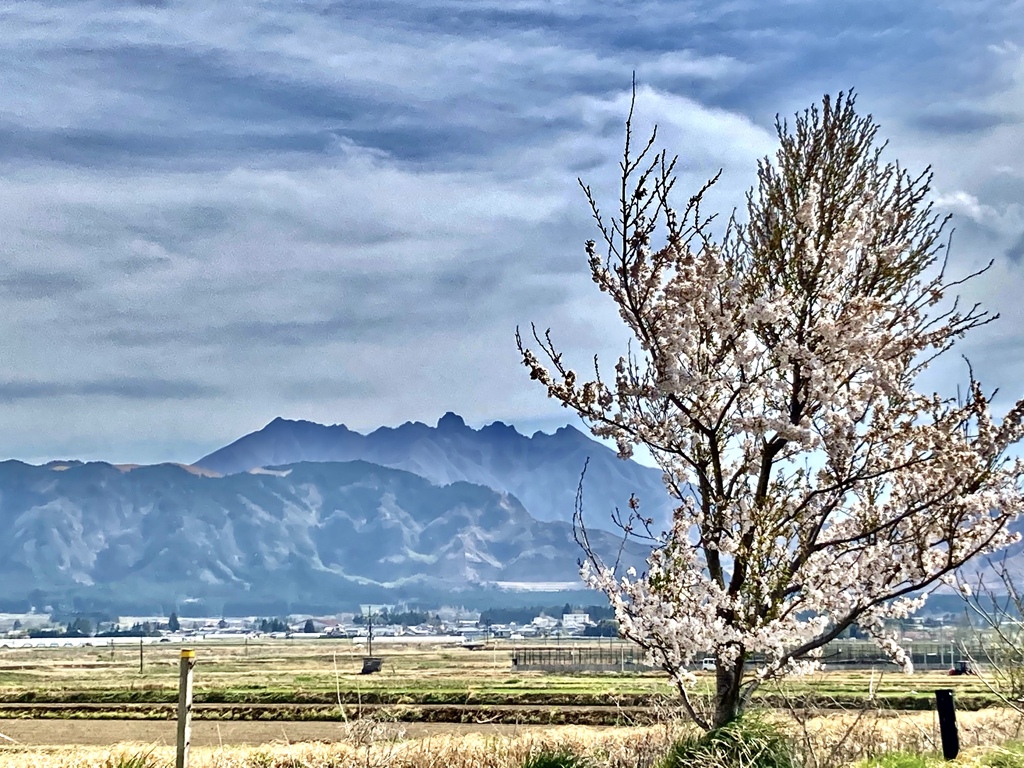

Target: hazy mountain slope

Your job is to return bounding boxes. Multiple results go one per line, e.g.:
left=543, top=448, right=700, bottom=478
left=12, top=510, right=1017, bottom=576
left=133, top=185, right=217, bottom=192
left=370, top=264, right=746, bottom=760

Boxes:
left=0, top=459, right=646, bottom=611
left=196, top=413, right=676, bottom=530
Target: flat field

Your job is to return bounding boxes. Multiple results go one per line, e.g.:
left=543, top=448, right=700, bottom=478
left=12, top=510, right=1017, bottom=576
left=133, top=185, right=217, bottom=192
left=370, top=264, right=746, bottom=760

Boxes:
left=0, top=641, right=1019, bottom=765
left=0, top=637, right=999, bottom=718
left=0, top=638, right=999, bottom=708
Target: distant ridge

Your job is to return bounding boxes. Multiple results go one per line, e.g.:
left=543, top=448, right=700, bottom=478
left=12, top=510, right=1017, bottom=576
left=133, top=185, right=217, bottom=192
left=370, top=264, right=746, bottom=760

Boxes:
left=196, top=413, right=676, bottom=528
left=0, top=458, right=648, bottom=612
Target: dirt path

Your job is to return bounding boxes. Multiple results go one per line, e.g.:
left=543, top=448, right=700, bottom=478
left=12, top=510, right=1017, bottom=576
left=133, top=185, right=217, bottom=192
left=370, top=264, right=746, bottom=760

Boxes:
left=0, top=719, right=537, bottom=746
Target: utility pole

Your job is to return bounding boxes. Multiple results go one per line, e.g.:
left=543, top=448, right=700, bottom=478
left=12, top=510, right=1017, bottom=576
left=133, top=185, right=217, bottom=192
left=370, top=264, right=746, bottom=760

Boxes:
left=367, top=610, right=373, bottom=659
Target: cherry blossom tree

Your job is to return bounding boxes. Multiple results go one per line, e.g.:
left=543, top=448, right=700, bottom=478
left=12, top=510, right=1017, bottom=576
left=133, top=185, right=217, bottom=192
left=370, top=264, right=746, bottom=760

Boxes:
left=518, top=91, right=1024, bottom=730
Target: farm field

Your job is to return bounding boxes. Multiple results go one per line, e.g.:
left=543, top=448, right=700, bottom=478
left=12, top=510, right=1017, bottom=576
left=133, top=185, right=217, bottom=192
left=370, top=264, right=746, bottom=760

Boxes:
left=0, top=637, right=1001, bottom=718
left=0, top=639, right=1019, bottom=766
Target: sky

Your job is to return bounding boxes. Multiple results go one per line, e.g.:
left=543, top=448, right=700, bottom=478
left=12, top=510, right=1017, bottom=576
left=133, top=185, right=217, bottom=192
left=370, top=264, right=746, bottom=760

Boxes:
left=1, top=0, right=1023, bottom=465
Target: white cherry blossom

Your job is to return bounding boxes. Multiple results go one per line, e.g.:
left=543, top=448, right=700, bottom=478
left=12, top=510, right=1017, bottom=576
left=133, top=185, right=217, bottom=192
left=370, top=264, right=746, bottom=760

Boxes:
left=519, top=92, right=1024, bottom=730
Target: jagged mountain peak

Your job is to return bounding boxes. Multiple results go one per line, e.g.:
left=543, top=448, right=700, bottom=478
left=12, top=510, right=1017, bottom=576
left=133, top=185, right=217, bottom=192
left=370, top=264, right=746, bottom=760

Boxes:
left=261, top=416, right=352, bottom=433
left=480, top=421, right=525, bottom=443
left=249, top=413, right=577, bottom=447
left=540, top=424, right=587, bottom=440
left=437, top=411, right=467, bottom=431
left=195, top=414, right=675, bottom=528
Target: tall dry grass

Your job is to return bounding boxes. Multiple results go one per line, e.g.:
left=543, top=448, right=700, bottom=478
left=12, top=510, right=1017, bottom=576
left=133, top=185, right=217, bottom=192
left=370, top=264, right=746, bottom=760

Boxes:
left=789, top=707, right=1024, bottom=767
left=1, top=710, right=1021, bottom=768
left=0, top=722, right=684, bottom=768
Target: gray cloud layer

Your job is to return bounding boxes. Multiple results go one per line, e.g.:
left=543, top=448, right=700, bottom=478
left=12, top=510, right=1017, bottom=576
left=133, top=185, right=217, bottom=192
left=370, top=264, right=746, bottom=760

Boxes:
left=0, top=0, right=1022, bottom=463
left=0, top=377, right=220, bottom=402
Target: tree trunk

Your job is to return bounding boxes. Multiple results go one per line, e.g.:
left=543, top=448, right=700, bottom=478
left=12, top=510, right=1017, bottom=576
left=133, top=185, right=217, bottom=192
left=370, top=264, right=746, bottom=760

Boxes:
left=714, top=656, right=746, bottom=729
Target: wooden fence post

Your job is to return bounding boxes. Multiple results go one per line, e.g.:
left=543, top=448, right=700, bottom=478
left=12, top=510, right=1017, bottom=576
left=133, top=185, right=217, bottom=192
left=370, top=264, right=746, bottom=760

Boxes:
left=176, top=649, right=196, bottom=768
left=935, top=689, right=959, bottom=760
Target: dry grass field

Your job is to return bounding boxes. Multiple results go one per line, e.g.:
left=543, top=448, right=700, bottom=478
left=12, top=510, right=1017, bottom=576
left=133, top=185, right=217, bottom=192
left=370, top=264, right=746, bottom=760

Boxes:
left=0, top=638, right=1019, bottom=766
left=0, top=718, right=529, bottom=746
left=0, top=723, right=676, bottom=768
left=0, top=638, right=999, bottom=710
left=1, top=711, right=1022, bottom=768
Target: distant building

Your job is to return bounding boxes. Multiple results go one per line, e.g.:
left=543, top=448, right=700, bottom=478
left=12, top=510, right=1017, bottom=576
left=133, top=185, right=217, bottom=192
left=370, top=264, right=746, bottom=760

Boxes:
left=561, top=613, right=591, bottom=631
left=531, top=615, right=559, bottom=630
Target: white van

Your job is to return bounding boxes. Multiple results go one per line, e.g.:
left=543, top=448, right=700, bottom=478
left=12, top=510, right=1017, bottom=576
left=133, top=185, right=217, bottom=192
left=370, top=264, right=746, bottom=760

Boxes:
left=701, top=657, right=716, bottom=672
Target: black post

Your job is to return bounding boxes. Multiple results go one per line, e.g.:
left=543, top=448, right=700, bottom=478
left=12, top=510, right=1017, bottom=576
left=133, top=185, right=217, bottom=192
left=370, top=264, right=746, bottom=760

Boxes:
left=935, top=689, right=959, bottom=760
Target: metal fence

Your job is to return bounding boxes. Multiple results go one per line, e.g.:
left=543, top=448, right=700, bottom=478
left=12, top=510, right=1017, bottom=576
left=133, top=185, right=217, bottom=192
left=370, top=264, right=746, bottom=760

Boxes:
left=821, top=640, right=985, bottom=671
left=511, top=639, right=987, bottom=673
left=512, top=644, right=650, bottom=672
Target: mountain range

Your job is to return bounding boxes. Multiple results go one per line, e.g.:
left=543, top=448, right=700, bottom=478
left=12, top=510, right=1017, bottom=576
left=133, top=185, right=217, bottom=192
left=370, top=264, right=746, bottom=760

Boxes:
left=195, top=412, right=674, bottom=527
left=0, top=415, right=663, bottom=614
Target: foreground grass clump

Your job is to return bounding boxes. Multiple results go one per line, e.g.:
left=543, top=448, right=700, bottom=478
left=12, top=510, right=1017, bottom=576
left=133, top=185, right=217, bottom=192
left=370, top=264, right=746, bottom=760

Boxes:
left=106, top=752, right=162, bottom=768
left=521, top=747, right=592, bottom=768
left=982, top=742, right=1024, bottom=768
left=858, top=752, right=1024, bottom=768
left=854, top=753, right=937, bottom=768
left=658, top=713, right=798, bottom=768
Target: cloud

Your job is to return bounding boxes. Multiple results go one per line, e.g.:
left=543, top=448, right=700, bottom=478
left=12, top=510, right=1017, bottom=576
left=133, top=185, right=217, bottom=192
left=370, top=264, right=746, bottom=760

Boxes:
left=0, top=270, right=92, bottom=300
left=0, top=0, right=1022, bottom=463
left=932, top=191, right=996, bottom=224
left=0, top=377, right=221, bottom=403
left=1008, top=232, right=1024, bottom=262
left=283, top=377, right=380, bottom=400
left=909, top=105, right=1014, bottom=135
